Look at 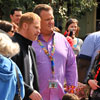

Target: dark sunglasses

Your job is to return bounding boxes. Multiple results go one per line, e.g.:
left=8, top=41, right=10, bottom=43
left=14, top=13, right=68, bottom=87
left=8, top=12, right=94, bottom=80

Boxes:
left=11, top=30, right=14, bottom=33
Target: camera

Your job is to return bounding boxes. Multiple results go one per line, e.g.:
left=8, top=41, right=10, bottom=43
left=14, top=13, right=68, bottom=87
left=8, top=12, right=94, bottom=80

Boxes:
left=69, top=28, right=73, bottom=37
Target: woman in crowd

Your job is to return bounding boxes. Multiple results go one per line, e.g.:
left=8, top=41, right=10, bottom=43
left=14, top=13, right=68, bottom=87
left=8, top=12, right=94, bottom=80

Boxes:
left=0, top=32, right=24, bottom=100
left=64, top=18, right=85, bottom=100
left=87, top=51, right=100, bottom=100
left=64, top=18, right=83, bottom=56
left=0, top=20, right=15, bottom=37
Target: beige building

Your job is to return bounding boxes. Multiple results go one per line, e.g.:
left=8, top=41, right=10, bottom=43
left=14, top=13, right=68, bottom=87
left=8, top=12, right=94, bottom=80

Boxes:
left=78, top=0, right=100, bottom=39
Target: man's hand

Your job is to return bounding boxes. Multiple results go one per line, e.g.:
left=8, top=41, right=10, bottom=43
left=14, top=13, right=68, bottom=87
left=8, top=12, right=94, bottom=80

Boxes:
left=29, top=90, right=42, bottom=100
left=88, top=79, right=100, bottom=90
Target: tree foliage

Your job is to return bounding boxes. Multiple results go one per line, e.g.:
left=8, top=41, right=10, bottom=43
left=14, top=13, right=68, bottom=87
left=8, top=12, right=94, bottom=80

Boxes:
left=0, top=0, right=97, bottom=20
left=51, top=0, right=97, bottom=20
left=0, top=0, right=36, bottom=20
left=69, top=0, right=97, bottom=18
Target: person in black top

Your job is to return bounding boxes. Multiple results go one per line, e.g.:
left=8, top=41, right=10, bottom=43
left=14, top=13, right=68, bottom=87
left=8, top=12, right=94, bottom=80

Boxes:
left=87, top=52, right=100, bottom=100
left=11, top=12, right=42, bottom=100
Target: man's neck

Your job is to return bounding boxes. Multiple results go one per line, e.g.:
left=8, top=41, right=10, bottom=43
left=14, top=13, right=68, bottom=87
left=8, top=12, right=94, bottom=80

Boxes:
left=18, top=30, right=27, bottom=39
left=41, top=32, right=53, bottom=42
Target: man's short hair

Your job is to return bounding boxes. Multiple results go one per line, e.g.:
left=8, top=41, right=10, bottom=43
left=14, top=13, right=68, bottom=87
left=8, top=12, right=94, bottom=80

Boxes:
left=18, top=12, right=40, bottom=30
left=33, top=4, right=53, bottom=16
left=10, top=7, right=22, bottom=15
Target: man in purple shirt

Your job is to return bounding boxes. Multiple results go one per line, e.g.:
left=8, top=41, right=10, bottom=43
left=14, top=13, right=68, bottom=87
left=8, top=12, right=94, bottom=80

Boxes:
left=32, top=4, right=78, bottom=100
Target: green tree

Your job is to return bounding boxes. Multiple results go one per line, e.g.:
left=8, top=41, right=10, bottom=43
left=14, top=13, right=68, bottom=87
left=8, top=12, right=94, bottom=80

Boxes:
left=0, top=0, right=36, bottom=20
left=68, top=0, right=97, bottom=18
left=51, top=0, right=97, bottom=20
left=0, top=0, right=97, bottom=21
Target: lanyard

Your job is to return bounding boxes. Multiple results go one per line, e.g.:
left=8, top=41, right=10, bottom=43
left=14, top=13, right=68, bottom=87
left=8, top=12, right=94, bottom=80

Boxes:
left=37, top=37, right=55, bottom=76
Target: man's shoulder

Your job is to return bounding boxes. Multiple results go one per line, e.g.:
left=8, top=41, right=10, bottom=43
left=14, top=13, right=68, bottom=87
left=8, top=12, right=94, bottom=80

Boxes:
left=87, top=31, right=100, bottom=38
left=80, top=31, right=100, bottom=48
left=54, top=31, right=66, bottom=40
left=54, top=31, right=64, bottom=36
left=12, top=33, right=23, bottom=46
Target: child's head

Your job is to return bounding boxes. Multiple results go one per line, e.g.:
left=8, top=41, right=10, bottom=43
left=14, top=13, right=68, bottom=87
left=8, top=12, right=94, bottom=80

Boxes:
left=62, top=93, right=80, bottom=100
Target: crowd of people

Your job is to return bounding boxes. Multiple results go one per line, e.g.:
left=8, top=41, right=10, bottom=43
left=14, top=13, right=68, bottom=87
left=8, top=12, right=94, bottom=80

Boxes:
left=0, top=3, right=100, bottom=100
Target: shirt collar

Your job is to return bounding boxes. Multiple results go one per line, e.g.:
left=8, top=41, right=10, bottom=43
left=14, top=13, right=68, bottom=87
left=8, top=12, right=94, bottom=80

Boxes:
left=15, top=32, right=32, bottom=46
left=38, top=32, right=55, bottom=42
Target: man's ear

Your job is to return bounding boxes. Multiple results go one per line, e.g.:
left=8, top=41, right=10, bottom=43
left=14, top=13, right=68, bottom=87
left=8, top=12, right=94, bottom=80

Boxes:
left=23, top=23, right=28, bottom=30
left=10, top=15, right=13, bottom=20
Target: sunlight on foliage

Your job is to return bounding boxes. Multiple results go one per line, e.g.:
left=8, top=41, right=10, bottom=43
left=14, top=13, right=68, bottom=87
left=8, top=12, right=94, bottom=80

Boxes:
left=0, top=0, right=98, bottom=20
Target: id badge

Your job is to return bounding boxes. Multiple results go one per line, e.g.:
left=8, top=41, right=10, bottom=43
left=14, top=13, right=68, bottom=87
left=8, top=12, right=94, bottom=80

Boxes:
left=49, top=79, right=58, bottom=88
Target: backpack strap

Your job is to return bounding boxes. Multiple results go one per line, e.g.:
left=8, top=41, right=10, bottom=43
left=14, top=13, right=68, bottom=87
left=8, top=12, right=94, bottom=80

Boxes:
left=15, top=66, right=21, bottom=97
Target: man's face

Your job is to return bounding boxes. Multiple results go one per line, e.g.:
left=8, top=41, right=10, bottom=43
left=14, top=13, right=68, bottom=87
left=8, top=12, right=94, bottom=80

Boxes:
left=26, top=19, right=41, bottom=41
left=10, top=11, right=22, bottom=25
left=40, top=10, right=54, bottom=35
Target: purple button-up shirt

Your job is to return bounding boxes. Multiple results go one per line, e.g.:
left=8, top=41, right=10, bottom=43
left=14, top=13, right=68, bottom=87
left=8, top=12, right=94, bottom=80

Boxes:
left=32, top=31, right=78, bottom=100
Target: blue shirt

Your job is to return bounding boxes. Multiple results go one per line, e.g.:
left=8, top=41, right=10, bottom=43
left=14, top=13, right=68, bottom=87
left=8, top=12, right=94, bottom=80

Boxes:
left=79, top=31, right=100, bottom=72
left=0, top=55, right=24, bottom=100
